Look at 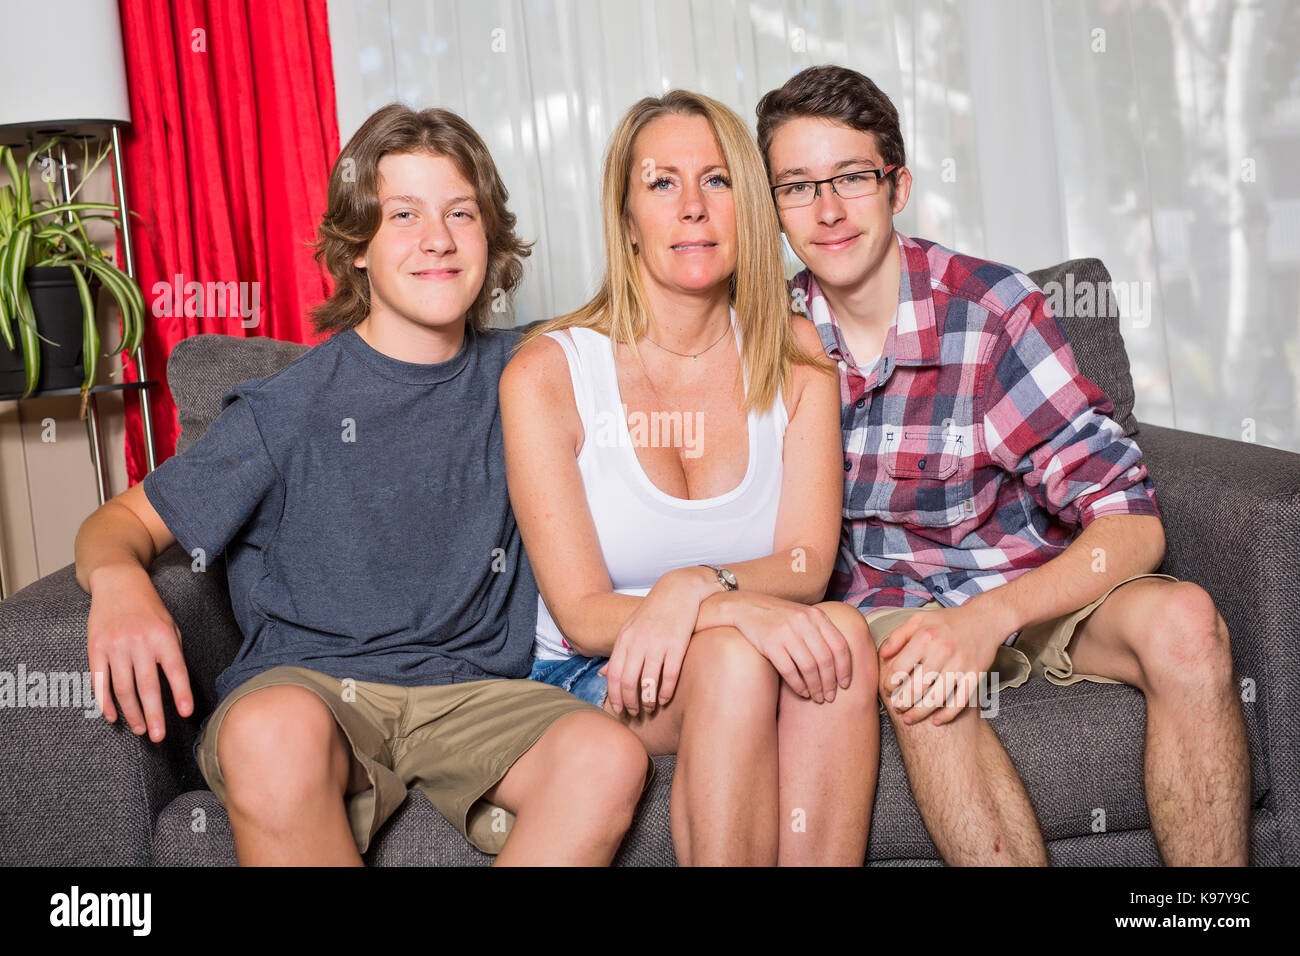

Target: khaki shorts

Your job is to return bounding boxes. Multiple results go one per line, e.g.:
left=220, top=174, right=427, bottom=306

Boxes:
left=863, top=572, right=1179, bottom=709
left=196, top=665, right=650, bottom=856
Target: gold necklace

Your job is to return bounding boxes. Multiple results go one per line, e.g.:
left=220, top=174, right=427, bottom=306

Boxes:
left=643, top=320, right=733, bottom=359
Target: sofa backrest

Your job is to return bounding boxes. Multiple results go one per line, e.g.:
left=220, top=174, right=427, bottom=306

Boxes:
left=168, top=335, right=310, bottom=454
left=1025, top=257, right=1138, bottom=436
left=165, top=257, right=1138, bottom=453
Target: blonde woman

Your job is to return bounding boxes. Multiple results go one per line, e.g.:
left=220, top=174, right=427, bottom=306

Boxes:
left=500, top=91, right=879, bottom=865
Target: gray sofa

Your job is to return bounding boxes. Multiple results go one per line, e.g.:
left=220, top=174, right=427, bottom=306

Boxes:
left=2, top=258, right=1296, bottom=866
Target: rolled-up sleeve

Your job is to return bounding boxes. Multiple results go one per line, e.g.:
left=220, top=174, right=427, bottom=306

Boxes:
left=979, top=291, right=1160, bottom=529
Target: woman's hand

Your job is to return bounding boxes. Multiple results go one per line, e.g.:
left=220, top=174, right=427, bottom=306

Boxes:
left=601, top=567, right=716, bottom=717
left=728, top=593, right=853, bottom=703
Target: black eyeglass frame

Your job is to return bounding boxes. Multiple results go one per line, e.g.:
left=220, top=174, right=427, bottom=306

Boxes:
left=769, top=165, right=900, bottom=207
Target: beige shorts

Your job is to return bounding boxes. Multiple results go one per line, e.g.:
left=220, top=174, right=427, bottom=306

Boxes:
left=196, top=665, right=649, bottom=856
left=863, top=572, right=1179, bottom=707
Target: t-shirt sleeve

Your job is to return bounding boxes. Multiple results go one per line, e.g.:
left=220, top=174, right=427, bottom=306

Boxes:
left=141, top=392, right=279, bottom=560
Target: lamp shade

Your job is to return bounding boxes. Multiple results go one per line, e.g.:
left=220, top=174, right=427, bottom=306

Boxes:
left=0, top=0, right=131, bottom=136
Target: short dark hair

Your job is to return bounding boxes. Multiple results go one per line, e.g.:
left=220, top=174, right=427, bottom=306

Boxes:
left=755, top=65, right=906, bottom=198
left=310, top=104, right=531, bottom=336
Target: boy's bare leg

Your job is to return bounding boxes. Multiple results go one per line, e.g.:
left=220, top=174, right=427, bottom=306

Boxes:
left=219, top=687, right=648, bottom=867
left=775, top=601, right=881, bottom=866
left=485, top=711, right=650, bottom=866
left=1065, top=579, right=1250, bottom=865
left=217, top=685, right=368, bottom=866
left=885, top=688, right=1048, bottom=865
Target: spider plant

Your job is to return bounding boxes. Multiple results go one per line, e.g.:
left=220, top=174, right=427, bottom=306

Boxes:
left=0, top=138, right=144, bottom=398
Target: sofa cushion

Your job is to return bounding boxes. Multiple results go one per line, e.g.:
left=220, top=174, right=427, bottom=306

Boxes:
left=166, top=334, right=310, bottom=454
left=1025, top=258, right=1139, bottom=436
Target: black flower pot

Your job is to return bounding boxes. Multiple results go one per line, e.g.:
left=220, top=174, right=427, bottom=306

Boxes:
left=0, top=265, right=93, bottom=396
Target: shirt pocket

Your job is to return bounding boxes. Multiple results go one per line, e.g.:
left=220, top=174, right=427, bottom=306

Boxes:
left=884, top=427, right=962, bottom=480
left=879, top=426, right=971, bottom=528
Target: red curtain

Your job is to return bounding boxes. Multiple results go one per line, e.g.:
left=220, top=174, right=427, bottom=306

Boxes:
left=115, top=0, right=340, bottom=483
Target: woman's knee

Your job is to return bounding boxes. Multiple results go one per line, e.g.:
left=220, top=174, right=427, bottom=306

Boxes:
left=687, top=626, right=778, bottom=680
left=814, top=601, right=879, bottom=687
left=777, top=602, right=879, bottom=719
left=681, top=626, right=780, bottom=710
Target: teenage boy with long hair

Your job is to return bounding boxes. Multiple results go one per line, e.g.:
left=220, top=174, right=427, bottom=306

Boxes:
left=75, top=104, right=651, bottom=866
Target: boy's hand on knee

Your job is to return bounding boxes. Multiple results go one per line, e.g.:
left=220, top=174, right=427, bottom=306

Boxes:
left=879, top=603, right=1006, bottom=726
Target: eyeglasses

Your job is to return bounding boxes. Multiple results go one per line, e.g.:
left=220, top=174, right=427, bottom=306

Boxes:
left=770, top=166, right=898, bottom=209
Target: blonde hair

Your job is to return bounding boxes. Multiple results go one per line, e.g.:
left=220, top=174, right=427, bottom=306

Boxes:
left=520, top=89, right=824, bottom=413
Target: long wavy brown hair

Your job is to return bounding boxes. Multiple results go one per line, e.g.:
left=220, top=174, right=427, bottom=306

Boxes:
left=310, top=103, right=531, bottom=335
left=519, top=89, right=823, bottom=414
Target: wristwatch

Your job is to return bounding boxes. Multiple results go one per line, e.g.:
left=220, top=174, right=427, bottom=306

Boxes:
left=702, top=564, right=738, bottom=591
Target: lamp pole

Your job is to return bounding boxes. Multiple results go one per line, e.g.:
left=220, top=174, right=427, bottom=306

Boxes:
left=110, top=123, right=156, bottom=473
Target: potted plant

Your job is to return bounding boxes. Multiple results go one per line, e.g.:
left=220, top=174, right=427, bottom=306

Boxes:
left=0, top=138, right=143, bottom=403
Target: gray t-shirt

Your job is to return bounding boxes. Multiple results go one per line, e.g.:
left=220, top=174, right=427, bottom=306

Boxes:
left=142, top=324, right=537, bottom=702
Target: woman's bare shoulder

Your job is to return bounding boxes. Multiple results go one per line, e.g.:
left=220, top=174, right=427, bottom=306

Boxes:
left=788, top=312, right=827, bottom=359
left=781, top=313, right=834, bottom=419
left=500, top=328, right=573, bottom=395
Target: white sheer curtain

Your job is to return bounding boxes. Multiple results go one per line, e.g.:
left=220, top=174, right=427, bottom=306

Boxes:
left=327, top=0, right=1300, bottom=451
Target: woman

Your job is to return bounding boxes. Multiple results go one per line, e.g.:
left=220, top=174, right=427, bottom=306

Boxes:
left=499, top=90, right=879, bottom=865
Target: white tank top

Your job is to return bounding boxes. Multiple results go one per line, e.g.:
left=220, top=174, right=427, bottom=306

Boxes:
left=533, top=308, right=790, bottom=659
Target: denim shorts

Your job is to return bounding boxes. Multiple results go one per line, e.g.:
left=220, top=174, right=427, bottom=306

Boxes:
left=528, top=654, right=609, bottom=708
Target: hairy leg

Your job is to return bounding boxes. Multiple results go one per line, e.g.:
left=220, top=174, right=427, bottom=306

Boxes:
left=217, top=685, right=370, bottom=866
left=885, top=686, right=1048, bottom=865
left=775, top=601, right=880, bottom=865
left=602, top=626, right=782, bottom=865
left=485, top=710, right=649, bottom=866
left=1066, top=579, right=1250, bottom=865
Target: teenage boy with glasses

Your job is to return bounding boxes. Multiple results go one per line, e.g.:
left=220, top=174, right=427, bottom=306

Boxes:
left=755, top=65, right=1249, bottom=865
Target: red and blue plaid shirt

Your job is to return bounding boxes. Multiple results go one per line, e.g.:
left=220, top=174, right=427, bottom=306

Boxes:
left=793, top=232, right=1160, bottom=612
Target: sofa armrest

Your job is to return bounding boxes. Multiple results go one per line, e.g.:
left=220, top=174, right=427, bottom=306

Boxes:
left=0, top=545, right=242, bottom=865
left=1136, top=422, right=1300, bottom=863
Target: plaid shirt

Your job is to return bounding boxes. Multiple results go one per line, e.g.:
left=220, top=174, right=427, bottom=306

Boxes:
left=793, top=233, right=1160, bottom=613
